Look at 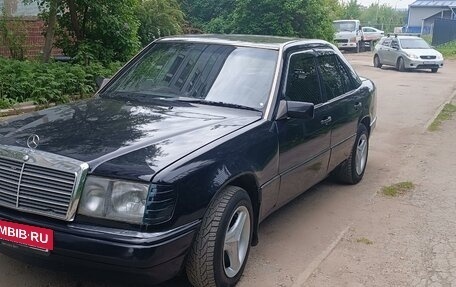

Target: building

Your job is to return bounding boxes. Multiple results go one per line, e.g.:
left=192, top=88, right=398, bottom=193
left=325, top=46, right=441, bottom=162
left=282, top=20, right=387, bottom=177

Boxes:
left=407, top=0, right=456, bottom=33
left=0, top=0, right=60, bottom=59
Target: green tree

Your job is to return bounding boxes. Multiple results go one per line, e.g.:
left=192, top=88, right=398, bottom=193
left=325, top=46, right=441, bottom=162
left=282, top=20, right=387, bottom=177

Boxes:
left=180, top=0, right=340, bottom=40
left=135, top=0, right=185, bottom=46
left=28, top=0, right=140, bottom=64
left=360, top=4, right=406, bottom=32
left=179, top=0, right=235, bottom=30
left=228, top=0, right=338, bottom=40
left=57, top=0, right=140, bottom=64
left=342, top=0, right=361, bottom=19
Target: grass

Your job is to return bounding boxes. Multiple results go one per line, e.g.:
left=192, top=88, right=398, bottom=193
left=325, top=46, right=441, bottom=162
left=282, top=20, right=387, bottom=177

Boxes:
left=437, top=41, right=456, bottom=59
left=422, top=34, right=432, bottom=45
left=356, top=237, right=374, bottom=245
left=428, top=103, right=456, bottom=131
left=382, top=181, right=415, bottom=197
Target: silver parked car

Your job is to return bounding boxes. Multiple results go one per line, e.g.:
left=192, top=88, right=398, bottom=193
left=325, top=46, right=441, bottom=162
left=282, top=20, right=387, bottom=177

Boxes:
left=362, top=27, right=384, bottom=42
left=373, top=35, right=444, bottom=73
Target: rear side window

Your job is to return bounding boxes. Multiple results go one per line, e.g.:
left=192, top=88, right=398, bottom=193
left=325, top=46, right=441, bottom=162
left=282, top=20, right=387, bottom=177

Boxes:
left=284, top=52, right=322, bottom=104
left=335, top=56, right=356, bottom=92
left=317, top=54, right=348, bottom=100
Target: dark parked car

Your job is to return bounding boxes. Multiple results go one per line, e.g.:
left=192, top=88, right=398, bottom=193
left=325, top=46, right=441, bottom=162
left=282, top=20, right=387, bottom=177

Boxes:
left=0, top=35, right=376, bottom=287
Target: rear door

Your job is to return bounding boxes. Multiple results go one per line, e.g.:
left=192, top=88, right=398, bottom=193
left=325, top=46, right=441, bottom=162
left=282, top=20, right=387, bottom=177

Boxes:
left=378, top=38, right=393, bottom=65
left=314, top=49, right=364, bottom=172
left=276, top=50, right=331, bottom=207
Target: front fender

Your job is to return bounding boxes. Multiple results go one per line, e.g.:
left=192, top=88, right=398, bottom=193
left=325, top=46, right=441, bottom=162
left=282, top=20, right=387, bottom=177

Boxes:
left=152, top=121, right=279, bottom=230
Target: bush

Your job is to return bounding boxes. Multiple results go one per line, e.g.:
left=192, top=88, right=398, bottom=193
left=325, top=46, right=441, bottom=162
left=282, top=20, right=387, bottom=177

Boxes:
left=437, top=41, right=456, bottom=59
left=0, top=57, right=121, bottom=108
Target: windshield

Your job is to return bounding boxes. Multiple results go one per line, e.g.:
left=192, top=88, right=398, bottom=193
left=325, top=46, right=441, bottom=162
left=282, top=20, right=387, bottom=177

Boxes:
left=102, top=42, right=278, bottom=111
left=400, top=38, right=430, bottom=49
left=333, top=21, right=357, bottom=32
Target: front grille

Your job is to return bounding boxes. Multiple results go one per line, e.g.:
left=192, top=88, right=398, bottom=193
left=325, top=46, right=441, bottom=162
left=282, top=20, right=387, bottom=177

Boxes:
left=420, top=55, right=436, bottom=60
left=334, top=39, right=349, bottom=43
left=0, top=157, right=76, bottom=219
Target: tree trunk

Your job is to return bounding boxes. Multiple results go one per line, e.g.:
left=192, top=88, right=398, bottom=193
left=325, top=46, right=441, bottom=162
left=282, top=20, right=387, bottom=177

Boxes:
left=42, top=0, right=58, bottom=62
left=67, top=0, right=82, bottom=41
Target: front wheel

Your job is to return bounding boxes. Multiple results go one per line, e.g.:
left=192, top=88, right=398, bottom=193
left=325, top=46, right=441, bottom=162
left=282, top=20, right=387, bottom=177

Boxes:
left=334, top=124, right=369, bottom=184
left=397, top=57, right=406, bottom=72
left=186, top=186, right=253, bottom=287
left=431, top=68, right=438, bottom=73
left=373, top=55, right=382, bottom=68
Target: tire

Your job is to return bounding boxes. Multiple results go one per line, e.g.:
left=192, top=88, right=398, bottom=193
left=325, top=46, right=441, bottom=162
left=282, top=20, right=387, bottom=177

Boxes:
left=373, top=55, right=382, bottom=68
left=334, top=124, right=369, bottom=184
left=431, top=68, right=438, bottom=73
left=186, top=186, right=253, bottom=287
left=397, top=57, right=406, bottom=72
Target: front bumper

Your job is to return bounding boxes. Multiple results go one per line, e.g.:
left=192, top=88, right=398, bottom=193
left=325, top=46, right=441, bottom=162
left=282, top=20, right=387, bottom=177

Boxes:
left=0, top=208, right=199, bottom=284
left=404, top=58, right=444, bottom=69
left=336, top=42, right=358, bottom=49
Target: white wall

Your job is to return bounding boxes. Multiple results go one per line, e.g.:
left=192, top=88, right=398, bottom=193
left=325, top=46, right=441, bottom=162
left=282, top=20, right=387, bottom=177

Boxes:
left=0, top=0, right=39, bottom=17
left=408, top=7, right=448, bottom=27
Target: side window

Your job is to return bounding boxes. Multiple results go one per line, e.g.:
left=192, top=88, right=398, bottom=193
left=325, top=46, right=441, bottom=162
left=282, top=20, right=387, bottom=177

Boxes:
left=317, top=54, right=347, bottom=100
left=285, top=53, right=322, bottom=104
left=391, top=39, right=399, bottom=49
left=382, top=39, right=392, bottom=47
left=335, top=56, right=356, bottom=92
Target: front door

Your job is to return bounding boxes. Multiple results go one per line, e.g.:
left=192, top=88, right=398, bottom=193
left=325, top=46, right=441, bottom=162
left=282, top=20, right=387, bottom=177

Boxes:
left=276, top=51, right=331, bottom=207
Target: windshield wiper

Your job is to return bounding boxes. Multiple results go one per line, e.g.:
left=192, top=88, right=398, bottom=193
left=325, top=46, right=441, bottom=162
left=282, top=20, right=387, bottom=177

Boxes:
left=177, top=98, right=261, bottom=112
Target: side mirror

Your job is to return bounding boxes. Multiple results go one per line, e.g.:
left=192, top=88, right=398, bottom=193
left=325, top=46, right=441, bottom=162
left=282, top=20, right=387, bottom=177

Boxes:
left=96, top=77, right=111, bottom=90
left=276, top=100, right=315, bottom=120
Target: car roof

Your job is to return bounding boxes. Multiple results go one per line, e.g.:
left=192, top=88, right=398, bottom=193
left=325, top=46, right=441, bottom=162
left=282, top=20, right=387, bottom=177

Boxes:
left=380, top=35, right=423, bottom=41
left=157, top=34, right=331, bottom=50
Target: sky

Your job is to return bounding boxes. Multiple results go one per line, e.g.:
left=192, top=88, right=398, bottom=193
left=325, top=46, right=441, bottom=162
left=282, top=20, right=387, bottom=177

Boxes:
left=357, top=0, right=415, bottom=9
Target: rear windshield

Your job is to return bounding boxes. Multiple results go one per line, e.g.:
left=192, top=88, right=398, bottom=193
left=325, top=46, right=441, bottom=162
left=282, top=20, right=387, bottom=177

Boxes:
left=102, top=42, right=279, bottom=111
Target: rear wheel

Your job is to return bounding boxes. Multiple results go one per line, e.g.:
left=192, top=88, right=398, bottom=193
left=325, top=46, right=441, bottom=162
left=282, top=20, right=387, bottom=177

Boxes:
left=431, top=68, right=438, bottom=73
left=186, top=186, right=253, bottom=287
left=397, top=57, right=406, bottom=72
left=334, top=124, right=369, bottom=184
left=373, top=55, right=382, bottom=68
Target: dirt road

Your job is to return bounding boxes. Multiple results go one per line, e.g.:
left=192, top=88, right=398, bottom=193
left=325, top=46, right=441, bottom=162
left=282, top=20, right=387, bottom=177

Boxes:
left=0, top=52, right=455, bottom=287
left=238, top=54, right=456, bottom=287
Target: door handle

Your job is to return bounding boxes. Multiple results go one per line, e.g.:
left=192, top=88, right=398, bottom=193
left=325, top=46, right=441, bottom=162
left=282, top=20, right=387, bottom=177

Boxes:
left=320, top=116, right=332, bottom=125
left=354, top=102, right=362, bottom=110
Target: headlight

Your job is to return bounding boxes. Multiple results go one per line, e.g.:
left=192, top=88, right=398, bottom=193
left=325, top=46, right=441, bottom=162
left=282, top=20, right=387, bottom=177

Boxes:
left=436, top=53, right=444, bottom=60
left=78, top=176, right=149, bottom=224
left=350, top=37, right=357, bottom=42
left=407, top=53, right=419, bottom=59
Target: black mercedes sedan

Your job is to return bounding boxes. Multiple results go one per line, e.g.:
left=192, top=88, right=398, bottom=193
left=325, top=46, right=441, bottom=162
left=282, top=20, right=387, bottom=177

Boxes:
left=0, top=35, right=376, bottom=287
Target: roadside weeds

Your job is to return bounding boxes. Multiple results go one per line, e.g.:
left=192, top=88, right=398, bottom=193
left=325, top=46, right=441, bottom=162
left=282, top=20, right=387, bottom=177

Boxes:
left=428, top=103, right=456, bottom=131
left=381, top=181, right=415, bottom=197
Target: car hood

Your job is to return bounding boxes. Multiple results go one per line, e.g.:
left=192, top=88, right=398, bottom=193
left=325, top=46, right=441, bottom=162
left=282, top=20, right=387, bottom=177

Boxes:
left=403, top=48, right=441, bottom=57
left=0, top=98, right=262, bottom=181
